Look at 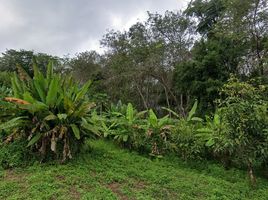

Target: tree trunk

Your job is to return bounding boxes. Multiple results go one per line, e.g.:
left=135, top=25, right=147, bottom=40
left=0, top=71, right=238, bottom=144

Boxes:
left=136, top=85, right=148, bottom=110
left=248, top=161, right=256, bottom=186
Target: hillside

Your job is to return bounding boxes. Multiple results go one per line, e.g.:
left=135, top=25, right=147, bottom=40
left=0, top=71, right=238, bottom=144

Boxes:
left=0, top=140, right=267, bottom=200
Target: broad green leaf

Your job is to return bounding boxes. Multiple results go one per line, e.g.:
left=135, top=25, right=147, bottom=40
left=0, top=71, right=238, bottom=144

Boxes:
left=136, top=110, right=147, bottom=118
left=73, top=102, right=95, bottom=117
left=101, top=121, right=108, bottom=131
left=32, top=57, right=40, bottom=77
left=27, top=133, right=42, bottom=147
left=11, top=73, right=23, bottom=98
left=44, top=114, right=58, bottom=121
left=57, top=113, right=68, bottom=120
left=187, top=100, right=198, bottom=121
left=81, top=118, right=100, bottom=136
left=23, top=92, right=35, bottom=103
left=126, top=103, right=134, bottom=122
left=161, top=107, right=180, bottom=118
left=64, top=96, right=74, bottom=115
left=197, top=127, right=213, bottom=133
left=75, top=80, right=92, bottom=102
left=149, top=109, right=158, bottom=128
left=111, top=112, right=123, bottom=117
left=159, top=115, right=169, bottom=127
left=46, top=77, right=59, bottom=107
left=0, top=117, right=26, bottom=130
left=104, top=132, right=109, bottom=137
left=191, top=117, right=203, bottom=122
left=213, top=114, right=220, bottom=125
left=123, top=135, right=128, bottom=142
left=20, top=101, right=48, bottom=113
left=46, top=61, right=53, bottom=81
left=33, top=79, right=46, bottom=102
left=71, top=124, right=80, bottom=140
left=205, top=138, right=215, bottom=147
left=11, top=76, right=20, bottom=98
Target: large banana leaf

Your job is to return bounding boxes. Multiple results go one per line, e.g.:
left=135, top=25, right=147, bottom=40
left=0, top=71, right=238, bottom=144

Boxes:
left=71, top=124, right=80, bottom=139
left=33, top=78, right=46, bottom=102
left=46, top=77, right=59, bottom=107
left=0, top=117, right=27, bottom=130
left=46, top=61, right=53, bottom=81
left=27, top=132, right=42, bottom=147
left=11, top=73, right=23, bottom=98
left=126, top=103, right=134, bottom=123
left=75, top=80, right=92, bottom=102
left=187, top=100, right=198, bottom=121
left=19, top=101, right=48, bottom=113
left=149, top=109, right=158, bottom=128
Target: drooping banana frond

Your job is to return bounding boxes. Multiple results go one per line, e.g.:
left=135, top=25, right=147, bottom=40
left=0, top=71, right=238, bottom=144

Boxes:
left=11, top=73, right=24, bottom=98
left=46, top=76, right=59, bottom=107
left=0, top=117, right=27, bottom=131
left=4, top=97, right=30, bottom=105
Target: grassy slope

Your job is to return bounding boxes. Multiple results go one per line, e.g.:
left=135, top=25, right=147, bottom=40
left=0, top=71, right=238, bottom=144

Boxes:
left=0, top=140, right=267, bottom=200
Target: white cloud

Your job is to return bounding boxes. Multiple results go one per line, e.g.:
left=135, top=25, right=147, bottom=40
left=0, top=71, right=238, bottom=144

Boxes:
left=0, top=0, right=190, bottom=56
left=0, top=2, right=24, bottom=30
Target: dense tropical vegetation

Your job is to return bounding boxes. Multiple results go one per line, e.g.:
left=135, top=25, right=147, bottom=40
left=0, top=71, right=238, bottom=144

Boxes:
left=0, top=0, right=268, bottom=198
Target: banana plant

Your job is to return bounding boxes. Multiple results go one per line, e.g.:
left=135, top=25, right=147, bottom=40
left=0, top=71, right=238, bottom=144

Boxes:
left=1, top=60, right=99, bottom=162
left=162, top=100, right=203, bottom=122
left=197, top=113, right=224, bottom=147
left=142, top=109, right=173, bottom=156
left=108, top=103, right=146, bottom=147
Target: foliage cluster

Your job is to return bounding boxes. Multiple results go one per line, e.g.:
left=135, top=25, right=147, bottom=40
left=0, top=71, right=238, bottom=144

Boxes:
left=0, top=62, right=99, bottom=165
left=1, top=140, right=267, bottom=200
left=92, top=77, right=268, bottom=184
left=0, top=0, right=268, bottom=187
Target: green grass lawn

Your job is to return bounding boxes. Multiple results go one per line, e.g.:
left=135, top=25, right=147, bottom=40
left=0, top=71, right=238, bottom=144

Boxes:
left=0, top=140, right=267, bottom=200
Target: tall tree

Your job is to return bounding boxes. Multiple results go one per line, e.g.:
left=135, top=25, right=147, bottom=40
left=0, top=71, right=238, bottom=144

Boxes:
left=101, top=11, right=194, bottom=111
left=69, top=51, right=103, bottom=83
left=0, top=49, right=62, bottom=76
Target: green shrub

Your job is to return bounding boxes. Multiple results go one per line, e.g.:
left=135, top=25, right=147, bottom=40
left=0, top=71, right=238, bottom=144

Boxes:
left=102, top=103, right=146, bottom=150
left=172, top=119, right=205, bottom=160
left=197, top=113, right=233, bottom=167
left=0, top=62, right=99, bottom=163
left=199, top=77, right=268, bottom=184
left=142, top=109, right=174, bottom=157
left=165, top=100, right=205, bottom=160
left=0, top=139, right=37, bottom=169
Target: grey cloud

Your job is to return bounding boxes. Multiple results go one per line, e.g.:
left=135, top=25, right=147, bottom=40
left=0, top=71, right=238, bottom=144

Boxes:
left=0, top=0, right=189, bottom=56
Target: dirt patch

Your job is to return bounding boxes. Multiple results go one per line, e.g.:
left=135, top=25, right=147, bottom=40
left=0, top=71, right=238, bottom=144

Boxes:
left=4, top=170, right=27, bottom=182
left=79, top=184, right=93, bottom=191
left=69, top=186, right=81, bottom=200
left=55, top=175, right=66, bottom=181
left=90, top=171, right=97, bottom=177
left=133, top=180, right=147, bottom=190
left=107, top=182, right=129, bottom=200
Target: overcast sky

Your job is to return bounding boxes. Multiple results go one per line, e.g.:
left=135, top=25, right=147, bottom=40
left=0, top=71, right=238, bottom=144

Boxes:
left=0, top=0, right=189, bottom=56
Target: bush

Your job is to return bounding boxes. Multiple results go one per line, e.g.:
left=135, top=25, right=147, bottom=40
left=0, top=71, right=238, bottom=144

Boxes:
left=101, top=103, right=147, bottom=150
left=172, top=119, right=205, bottom=160
left=142, top=109, right=173, bottom=157
left=0, top=62, right=100, bottom=163
left=0, top=139, right=37, bottom=169
left=200, top=77, right=268, bottom=184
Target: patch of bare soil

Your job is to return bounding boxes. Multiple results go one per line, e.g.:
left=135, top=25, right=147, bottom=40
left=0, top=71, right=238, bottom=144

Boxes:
left=4, top=170, right=27, bottom=182
left=107, top=182, right=129, bottom=200
left=133, top=180, right=147, bottom=190
left=69, top=185, right=81, bottom=200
